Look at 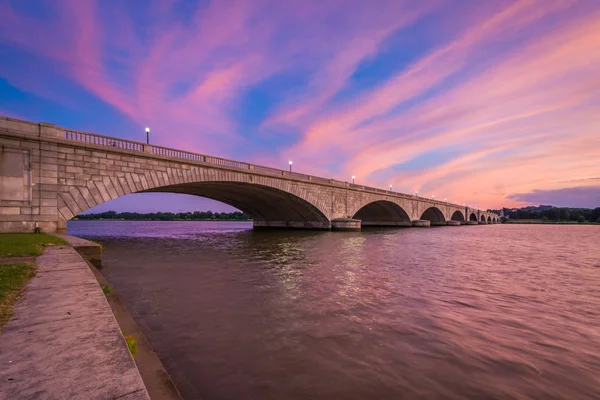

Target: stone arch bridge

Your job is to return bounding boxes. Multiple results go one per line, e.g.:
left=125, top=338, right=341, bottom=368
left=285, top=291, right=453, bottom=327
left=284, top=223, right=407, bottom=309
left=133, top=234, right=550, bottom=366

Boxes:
left=0, top=117, right=499, bottom=232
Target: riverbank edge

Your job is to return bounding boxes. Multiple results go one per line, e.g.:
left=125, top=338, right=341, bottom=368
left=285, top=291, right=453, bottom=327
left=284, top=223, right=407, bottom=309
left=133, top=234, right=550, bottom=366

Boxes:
left=502, top=221, right=600, bottom=225
left=53, top=234, right=182, bottom=400
left=88, top=261, right=183, bottom=400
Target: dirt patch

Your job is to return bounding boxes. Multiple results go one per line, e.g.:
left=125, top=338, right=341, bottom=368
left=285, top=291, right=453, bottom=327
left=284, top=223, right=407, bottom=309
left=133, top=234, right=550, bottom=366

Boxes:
left=0, top=256, right=36, bottom=265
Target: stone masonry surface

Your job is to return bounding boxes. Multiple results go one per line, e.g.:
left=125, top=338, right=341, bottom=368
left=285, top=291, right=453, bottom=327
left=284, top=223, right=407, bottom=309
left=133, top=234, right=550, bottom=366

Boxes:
left=0, top=116, right=499, bottom=232
left=0, top=245, right=150, bottom=400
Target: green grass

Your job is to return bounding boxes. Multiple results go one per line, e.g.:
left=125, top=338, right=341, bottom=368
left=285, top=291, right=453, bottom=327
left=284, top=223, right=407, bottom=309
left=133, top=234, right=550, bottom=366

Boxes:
left=0, top=233, right=68, bottom=257
left=100, top=283, right=113, bottom=295
left=0, top=262, right=36, bottom=330
left=121, top=330, right=138, bottom=357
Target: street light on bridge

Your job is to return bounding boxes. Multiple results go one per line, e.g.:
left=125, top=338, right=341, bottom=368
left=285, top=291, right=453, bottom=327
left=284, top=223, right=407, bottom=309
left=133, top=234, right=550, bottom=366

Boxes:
left=389, top=184, right=392, bottom=191
left=432, top=195, right=435, bottom=200
left=415, top=191, right=418, bottom=197
left=145, top=127, right=150, bottom=144
left=289, top=160, right=293, bottom=172
left=352, top=176, right=355, bottom=184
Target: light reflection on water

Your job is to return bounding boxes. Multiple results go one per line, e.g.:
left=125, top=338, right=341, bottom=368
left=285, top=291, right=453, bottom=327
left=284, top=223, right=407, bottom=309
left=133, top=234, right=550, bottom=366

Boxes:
left=68, top=221, right=600, bottom=400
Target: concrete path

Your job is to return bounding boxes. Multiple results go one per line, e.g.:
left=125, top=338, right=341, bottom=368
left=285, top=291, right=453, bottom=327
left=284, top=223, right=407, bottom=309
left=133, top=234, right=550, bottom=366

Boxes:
left=52, top=233, right=103, bottom=268
left=0, top=245, right=150, bottom=400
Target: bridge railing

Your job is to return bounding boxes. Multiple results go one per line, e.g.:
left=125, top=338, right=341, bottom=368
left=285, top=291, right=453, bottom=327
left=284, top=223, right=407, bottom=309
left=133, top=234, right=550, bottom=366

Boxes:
left=64, top=129, right=145, bottom=152
left=253, top=165, right=284, bottom=176
left=152, top=145, right=204, bottom=162
left=205, top=155, right=250, bottom=170
left=310, top=176, right=331, bottom=184
left=289, top=171, right=310, bottom=180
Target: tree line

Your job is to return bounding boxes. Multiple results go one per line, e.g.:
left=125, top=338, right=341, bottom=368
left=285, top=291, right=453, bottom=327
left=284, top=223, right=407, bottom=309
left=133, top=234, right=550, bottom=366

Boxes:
left=75, top=210, right=251, bottom=221
left=489, top=206, right=600, bottom=223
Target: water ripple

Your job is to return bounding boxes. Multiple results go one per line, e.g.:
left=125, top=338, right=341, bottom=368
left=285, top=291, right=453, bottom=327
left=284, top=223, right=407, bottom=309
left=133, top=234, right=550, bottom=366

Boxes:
left=69, top=221, right=600, bottom=400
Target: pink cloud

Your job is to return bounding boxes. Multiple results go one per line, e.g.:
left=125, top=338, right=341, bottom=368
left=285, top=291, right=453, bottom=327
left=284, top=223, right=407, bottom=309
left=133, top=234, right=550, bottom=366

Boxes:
left=279, top=0, right=600, bottom=208
left=1, top=0, right=598, bottom=209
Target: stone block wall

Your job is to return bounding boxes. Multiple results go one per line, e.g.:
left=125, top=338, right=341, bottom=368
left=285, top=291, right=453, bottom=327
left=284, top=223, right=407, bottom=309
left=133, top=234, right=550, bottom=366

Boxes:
left=0, top=116, right=499, bottom=233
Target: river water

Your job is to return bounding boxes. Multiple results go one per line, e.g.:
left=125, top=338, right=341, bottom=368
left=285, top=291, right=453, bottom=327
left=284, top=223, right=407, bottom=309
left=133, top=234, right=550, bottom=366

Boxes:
left=67, top=221, right=600, bottom=400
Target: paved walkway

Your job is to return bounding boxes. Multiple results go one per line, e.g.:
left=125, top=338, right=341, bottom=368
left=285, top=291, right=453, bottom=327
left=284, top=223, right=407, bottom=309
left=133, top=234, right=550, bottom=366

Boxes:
left=0, top=245, right=149, bottom=400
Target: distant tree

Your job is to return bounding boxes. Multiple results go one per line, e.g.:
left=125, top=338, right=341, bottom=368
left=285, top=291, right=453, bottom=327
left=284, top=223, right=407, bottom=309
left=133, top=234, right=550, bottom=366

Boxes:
left=559, top=208, right=570, bottom=221
left=75, top=210, right=250, bottom=221
left=104, top=210, right=118, bottom=219
left=577, top=215, right=585, bottom=223
left=591, top=207, right=600, bottom=223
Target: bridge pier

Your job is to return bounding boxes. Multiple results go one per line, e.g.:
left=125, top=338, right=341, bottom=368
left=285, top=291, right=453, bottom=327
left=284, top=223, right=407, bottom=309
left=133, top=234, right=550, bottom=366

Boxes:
left=411, top=220, right=430, bottom=227
left=360, top=221, right=412, bottom=227
left=252, top=221, right=331, bottom=230
left=331, top=218, right=361, bottom=231
left=446, top=220, right=461, bottom=226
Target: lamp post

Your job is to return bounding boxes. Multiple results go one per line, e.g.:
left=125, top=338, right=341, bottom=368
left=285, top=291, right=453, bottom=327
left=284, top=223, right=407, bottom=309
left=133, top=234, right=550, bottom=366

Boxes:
left=432, top=195, right=435, bottom=200
left=352, top=176, right=355, bottom=184
left=444, top=198, right=447, bottom=202
left=289, top=160, right=293, bottom=172
left=389, top=184, right=392, bottom=191
left=415, top=191, right=418, bottom=197
left=145, top=127, right=150, bottom=144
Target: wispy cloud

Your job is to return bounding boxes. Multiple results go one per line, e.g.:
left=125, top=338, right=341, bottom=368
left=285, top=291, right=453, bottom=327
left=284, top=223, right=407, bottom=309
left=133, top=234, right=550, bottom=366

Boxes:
left=0, top=0, right=598, bottom=208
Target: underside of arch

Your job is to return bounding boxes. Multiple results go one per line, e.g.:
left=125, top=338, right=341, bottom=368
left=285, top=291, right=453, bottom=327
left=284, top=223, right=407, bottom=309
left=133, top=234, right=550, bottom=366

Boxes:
left=144, top=182, right=331, bottom=229
left=480, top=214, right=486, bottom=222
left=487, top=216, right=492, bottom=223
left=420, top=207, right=446, bottom=226
left=450, top=210, right=465, bottom=223
left=352, top=200, right=411, bottom=227
left=469, top=213, right=478, bottom=221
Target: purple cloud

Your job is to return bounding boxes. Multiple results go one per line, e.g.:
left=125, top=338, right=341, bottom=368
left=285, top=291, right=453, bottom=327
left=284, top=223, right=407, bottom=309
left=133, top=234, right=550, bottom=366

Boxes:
left=508, top=185, right=600, bottom=208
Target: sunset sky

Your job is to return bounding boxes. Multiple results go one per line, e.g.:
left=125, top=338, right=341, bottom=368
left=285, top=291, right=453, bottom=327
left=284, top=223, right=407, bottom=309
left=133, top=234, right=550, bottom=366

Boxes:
left=1, top=0, right=599, bottom=212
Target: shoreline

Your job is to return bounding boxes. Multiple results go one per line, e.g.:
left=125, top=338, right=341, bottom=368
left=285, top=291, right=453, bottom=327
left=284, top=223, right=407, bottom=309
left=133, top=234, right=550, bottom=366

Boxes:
left=86, top=261, right=182, bottom=400
left=502, top=221, right=600, bottom=225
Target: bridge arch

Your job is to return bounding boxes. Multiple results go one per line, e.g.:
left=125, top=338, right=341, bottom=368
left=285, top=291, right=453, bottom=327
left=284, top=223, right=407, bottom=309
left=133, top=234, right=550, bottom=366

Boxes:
left=450, top=210, right=465, bottom=223
left=147, top=182, right=330, bottom=229
left=58, top=168, right=334, bottom=230
left=469, top=213, right=478, bottom=221
left=487, top=216, right=492, bottom=223
left=420, top=207, right=446, bottom=226
left=352, top=200, right=411, bottom=227
left=480, top=214, right=486, bottom=222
